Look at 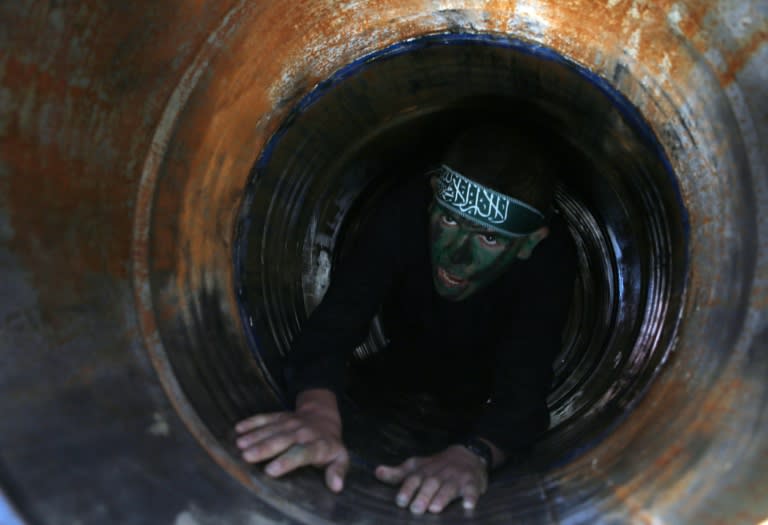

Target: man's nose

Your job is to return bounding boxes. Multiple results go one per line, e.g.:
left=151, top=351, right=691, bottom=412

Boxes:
left=448, top=233, right=473, bottom=266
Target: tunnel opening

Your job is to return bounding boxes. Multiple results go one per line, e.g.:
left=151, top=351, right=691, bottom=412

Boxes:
left=232, top=33, right=688, bottom=521
left=3, top=0, right=765, bottom=522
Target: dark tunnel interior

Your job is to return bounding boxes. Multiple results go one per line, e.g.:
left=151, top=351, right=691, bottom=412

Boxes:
left=227, top=35, right=688, bottom=522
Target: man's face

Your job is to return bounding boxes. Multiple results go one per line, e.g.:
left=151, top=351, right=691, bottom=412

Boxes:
left=429, top=201, right=526, bottom=301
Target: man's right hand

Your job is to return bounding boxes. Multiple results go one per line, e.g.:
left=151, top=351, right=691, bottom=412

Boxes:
left=235, top=389, right=349, bottom=492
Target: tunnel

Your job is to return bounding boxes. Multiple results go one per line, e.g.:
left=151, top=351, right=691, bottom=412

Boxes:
left=1, top=1, right=766, bottom=524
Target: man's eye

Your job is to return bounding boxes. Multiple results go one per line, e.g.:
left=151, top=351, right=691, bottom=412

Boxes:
left=481, top=234, right=498, bottom=245
left=441, top=214, right=457, bottom=225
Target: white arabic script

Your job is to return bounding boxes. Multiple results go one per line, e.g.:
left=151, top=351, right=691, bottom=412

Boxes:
left=439, top=172, right=509, bottom=224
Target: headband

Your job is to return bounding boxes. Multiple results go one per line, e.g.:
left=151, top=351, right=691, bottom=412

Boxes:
left=434, top=165, right=546, bottom=238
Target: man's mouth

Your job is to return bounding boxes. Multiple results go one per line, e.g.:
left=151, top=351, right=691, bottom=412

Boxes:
left=437, top=267, right=467, bottom=288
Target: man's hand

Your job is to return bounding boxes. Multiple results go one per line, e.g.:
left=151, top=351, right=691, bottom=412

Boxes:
left=375, top=445, right=488, bottom=514
left=235, top=389, right=349, bottom=492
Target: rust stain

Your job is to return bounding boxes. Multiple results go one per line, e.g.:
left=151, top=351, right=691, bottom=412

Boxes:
left=674, top=1, right=711, bottom=40
left=4, top=138, right=131, bottom=280
left=720, top=29, right=767, bottom=85
left=1, top=0, right=241, bottom=325
left=652, top=442, right=686, bottom=470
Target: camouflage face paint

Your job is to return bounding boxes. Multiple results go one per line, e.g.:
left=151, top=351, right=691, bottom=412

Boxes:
left=429, top=202, right=524, bottom=301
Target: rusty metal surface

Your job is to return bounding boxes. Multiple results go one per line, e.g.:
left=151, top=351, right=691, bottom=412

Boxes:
left=0, top=0, right=766, bottom=524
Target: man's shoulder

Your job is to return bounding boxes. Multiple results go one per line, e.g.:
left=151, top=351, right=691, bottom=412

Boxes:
left=536, top=212, right=576, bottom=264
left=495, top=211, right=576, bottom=292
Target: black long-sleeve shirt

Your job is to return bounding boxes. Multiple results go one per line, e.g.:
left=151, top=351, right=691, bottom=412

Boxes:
left=285, top=176, right=576, bottom=452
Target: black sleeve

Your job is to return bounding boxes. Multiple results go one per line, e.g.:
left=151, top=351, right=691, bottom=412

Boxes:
left=283, top=192, right=404, bottom=401
left=472, top=220, right=577, bottom=452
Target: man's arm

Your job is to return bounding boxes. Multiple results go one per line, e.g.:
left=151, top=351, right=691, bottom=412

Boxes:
left=471, top=218, right=577, bottom=457
left=284, top=191, right=405, bottom=399
left=384, top=337, right=555, bottom=512
left=236, top=184, right=407, bottom=489
left=469, top=333, right=557, bottom=454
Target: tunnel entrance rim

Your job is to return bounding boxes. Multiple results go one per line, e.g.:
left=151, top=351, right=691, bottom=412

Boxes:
left=125, top=1, right=764, bottom=517
left=230, top=32, right=689, bottom=522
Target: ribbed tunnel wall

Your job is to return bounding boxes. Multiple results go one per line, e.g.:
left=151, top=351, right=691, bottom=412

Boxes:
left=1, top=1, right=766, bottom=524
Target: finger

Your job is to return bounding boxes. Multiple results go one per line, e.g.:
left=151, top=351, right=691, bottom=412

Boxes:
left=324, top=452, right=350, bottom=493
left=235, top=412, right=288, bottom=433
left=235, top=418, right=302, bottom=449
left=409, top=477, right=441, bottom=515
left=460, top=482, right=482, bottom=510
left=375, top=465, right=406, bottom=485
left=241, top=432, right=296, bottom=463
left=395, top=474, right=423, bottom=509
left=266, top=439, right=341, bottom=477
left=376, top=457, right=421, bottom=485
left=427, top=482, right=459, bottom=514
left=265, top=443, right=318, bottom=477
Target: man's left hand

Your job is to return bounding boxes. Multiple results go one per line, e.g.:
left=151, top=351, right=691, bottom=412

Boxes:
left=374, top=445, right=488, bottom=514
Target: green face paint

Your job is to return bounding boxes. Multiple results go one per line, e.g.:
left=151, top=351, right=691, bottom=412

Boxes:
left=429, top=201, right=525, bottom=302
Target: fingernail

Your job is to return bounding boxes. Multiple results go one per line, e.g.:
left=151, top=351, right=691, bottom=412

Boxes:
left=265, top=463, right=279, bottom=476
left=396, top=495, right=408, bottom=507
left=463, top=500, right=475, bottom=510
left=429, top=504, right=441, bottom=513
left=332, top=477, right=342, bottom=492
left=410, top=504, right=425, bottom=514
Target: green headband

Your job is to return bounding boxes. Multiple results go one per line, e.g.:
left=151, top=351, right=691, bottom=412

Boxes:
left=434, top=165, right=546, bottom=238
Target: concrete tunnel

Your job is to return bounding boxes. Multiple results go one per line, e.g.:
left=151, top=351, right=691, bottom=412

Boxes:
left=1, top=1, right=766, bottom=524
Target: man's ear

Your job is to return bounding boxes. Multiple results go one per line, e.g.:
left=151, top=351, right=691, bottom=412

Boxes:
left=429, top=175, right=438, bottom=193
left=516, top=226, right=549, bottom=260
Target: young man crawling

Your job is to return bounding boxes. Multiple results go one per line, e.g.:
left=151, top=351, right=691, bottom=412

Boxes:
left=235, top=124, right=577, bottom=514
